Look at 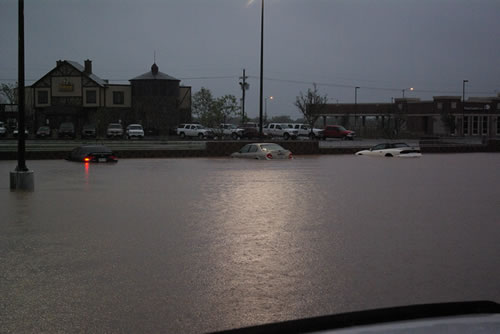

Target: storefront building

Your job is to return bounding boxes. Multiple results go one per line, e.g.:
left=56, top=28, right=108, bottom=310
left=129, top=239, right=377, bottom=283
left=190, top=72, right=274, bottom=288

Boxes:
left=319, top=95, right=500, bottom=138
left=24, top=59, right=191, bottom=136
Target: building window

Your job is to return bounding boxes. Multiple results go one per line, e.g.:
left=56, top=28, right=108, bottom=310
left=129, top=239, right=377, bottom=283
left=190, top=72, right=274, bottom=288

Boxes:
left=451, top=102, right=457, bottom=109
left=86, top=90, right=97, bottom=104
left=113, top=91, right=124, bottom=105
left=472, top=116, right=479, bottom=135
left=37, top=90, right=48, bottom=104
left=463, top=116, right=469, bottom=135
left=451, top=116, right=456, bottom=135
left=497, top=117, right=500, bottom=135
left=437, top=102, right=443, bottom=110
left=481, top=116, right=488, bottom=135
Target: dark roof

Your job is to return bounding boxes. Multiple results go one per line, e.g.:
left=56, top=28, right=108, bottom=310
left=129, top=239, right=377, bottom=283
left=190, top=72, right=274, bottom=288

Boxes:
left=130, top=63, right=179, bottom=81
left=31, top=60, right=107, bottom=88
left=65, top=61, right=107, bottom=86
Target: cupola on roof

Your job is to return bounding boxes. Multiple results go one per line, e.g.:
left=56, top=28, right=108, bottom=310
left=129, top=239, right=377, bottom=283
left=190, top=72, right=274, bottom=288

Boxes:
left=130, top=63, right=179, bottom=81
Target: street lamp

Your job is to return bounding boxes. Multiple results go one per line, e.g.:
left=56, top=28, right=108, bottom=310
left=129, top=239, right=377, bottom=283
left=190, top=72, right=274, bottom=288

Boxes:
left=264, top=96, right=273, bottom=123
left=462, top=80, right=468, bottom=136
left=402, top=87, right=414, bottom=98
left=354, top=87, right=360, bottom=128
left=10, top=0, right=34, bottom=191
left=462, top=80, right=468, bottom=102
left=258, top=0, right=265, bottom=136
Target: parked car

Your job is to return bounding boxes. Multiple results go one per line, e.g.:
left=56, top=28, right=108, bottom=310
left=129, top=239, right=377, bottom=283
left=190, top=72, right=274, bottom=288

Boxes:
left=0, top=122, right=6, bottom=137
left=355, top=142, right=422, bottom=157
left=231, top=143, right=293, bottom=160
left=216, top=123, right=244, bottom=139
left=289, top=123, right=324, bottom=139
left=322, top=125, right=355, bottom=140
left=176, top=123, right=214, bottom=139
left=67, top=145, right=118, bottom=163
left=263, top=123, right=299, bottom=140
left=36, top=126, right=51, bottom=138
left=58, top=122, right=75, bottom=138
left=106, top=123, right=124, bottom=138
left=126, top=124, right=145, bottom=139
left=81, top=124, right=97, bottom=138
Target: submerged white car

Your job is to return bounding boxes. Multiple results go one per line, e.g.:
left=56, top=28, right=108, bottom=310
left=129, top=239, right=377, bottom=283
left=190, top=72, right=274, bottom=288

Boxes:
left=231, top=143, right=293, bottom=160
left=355, top=142, right=422, bottom=157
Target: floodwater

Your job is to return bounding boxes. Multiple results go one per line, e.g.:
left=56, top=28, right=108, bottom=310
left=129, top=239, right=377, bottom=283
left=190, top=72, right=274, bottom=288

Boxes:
left=1, top=154, right=499, bottom=333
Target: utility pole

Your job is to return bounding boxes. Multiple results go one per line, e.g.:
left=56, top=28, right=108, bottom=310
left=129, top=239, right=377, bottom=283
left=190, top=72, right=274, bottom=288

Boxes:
left=239, top=69, right=249, bottom=123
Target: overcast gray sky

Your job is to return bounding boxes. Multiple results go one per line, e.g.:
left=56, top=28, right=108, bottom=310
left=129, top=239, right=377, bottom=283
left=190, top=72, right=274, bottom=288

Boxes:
left=1, top=0, right=499, bottom=119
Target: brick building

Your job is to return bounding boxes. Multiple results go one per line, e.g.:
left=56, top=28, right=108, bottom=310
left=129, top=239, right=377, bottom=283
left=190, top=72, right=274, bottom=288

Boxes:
left=319, top=95, right=500, bottom=138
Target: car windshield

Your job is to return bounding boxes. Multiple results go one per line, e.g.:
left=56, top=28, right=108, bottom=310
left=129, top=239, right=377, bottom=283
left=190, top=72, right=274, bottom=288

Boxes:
left=2, top=1, right=499, bottom=333
left=260, top=144, right=285, bottom=151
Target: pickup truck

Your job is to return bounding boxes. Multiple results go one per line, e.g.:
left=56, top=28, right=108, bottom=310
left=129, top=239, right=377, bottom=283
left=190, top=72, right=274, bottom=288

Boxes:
left=287, top=123, right=324, bottom=139
left=263, top=123, right=299, bottom=140
left=214, top=124, right=244, bottom=139
left=177, top=124, right=214, bottom=139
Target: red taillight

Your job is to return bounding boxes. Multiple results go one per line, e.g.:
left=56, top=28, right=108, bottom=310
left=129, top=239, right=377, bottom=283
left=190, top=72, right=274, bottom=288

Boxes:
left=288, top=153, right=293, bottom=159
left=110, top=155, right=117, bottom=161
left=84, top=156, right=91, bottom=162
left=266, top=153, right=273, bottom=159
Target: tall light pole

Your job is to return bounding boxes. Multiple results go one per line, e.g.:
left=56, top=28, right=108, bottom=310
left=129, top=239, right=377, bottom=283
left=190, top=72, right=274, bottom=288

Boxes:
left=258, top=0, right=265, bottom=136
left=462, top=80, right=468, bottom=136
left=402, top=87, right=414, bottom=98
left=354, top=87, right=360, bottom=128
left=10, top=0, right=34, bottom=191
left=462, top=80, right=468, bottom=102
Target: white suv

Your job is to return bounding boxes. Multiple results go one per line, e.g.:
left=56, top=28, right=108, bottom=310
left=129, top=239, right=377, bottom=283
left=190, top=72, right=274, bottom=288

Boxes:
left=177, top=123, right=214, bottom=139
left=263, top=123, right=299, bottom=140
left=126, top=124, right=144, bottom=139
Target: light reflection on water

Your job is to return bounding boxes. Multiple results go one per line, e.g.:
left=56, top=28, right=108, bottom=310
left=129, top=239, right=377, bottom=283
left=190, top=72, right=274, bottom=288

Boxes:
left=1, top=154, right=500, bottom=333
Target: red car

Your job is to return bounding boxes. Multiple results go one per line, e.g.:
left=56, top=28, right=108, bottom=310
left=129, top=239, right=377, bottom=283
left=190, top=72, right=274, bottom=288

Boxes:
left=322, top=125, right=355, bottom=140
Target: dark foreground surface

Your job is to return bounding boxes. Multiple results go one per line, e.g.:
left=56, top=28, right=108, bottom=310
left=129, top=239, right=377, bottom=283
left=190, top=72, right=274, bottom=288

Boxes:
left=1, top=154, right=499, bottom=333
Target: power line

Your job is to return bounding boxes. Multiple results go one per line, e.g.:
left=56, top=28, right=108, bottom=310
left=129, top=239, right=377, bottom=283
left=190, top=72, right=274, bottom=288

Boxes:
left=247, top=75, right=497, bottom=95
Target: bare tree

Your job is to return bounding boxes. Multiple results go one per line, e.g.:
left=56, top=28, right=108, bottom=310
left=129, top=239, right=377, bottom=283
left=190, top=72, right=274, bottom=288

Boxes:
left=294, top=83, right=328, bottom=135
left=0, top=82, right=18, bottom=104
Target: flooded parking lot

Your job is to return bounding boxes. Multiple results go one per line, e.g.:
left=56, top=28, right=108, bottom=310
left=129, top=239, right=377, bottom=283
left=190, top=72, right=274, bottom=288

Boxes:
left=1, top=154, right=500, bottom=333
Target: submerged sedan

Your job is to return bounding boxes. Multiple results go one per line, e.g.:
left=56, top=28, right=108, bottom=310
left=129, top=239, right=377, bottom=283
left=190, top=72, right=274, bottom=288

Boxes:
left=231, top=143, right=293, bottom=160
left=67, top=145, right=118, bottom=163
left=355, top=142, right=422, bottom=157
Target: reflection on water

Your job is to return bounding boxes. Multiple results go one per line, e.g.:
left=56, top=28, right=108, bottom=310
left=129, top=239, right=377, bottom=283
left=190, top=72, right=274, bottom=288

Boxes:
left=1, top=154, right=499, bottom=333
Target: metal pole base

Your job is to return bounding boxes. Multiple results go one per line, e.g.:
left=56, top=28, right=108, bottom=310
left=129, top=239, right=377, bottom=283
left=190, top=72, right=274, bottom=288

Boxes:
left=10, top=170, right=35, bottom=191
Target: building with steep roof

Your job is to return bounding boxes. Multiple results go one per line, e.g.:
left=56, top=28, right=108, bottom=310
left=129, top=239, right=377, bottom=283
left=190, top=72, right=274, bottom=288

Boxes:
left=21, top=59, right=191, bottom=136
